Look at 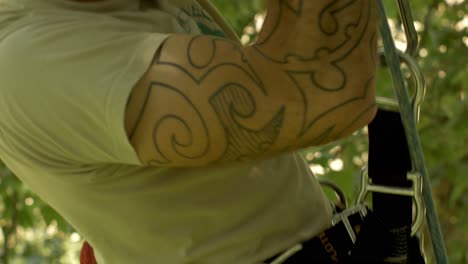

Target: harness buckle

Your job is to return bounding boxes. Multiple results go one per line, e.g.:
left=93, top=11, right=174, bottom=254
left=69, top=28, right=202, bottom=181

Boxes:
left=331, top=204, right=368, bottom=244
left=356, top=168, right=425, bottom=236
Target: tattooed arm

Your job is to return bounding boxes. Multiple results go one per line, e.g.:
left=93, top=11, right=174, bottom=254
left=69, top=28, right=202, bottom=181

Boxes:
left=124, top=0, right=378, bottom=167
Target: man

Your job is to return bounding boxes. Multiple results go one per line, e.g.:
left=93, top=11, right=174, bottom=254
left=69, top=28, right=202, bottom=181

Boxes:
left=0, top=0, right=377, bottom=263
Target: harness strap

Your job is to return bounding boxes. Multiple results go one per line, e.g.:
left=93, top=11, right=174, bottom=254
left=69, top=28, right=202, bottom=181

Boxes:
left=266, top=207, right=394, bottom=264
left=366, top=109, right=426, bottom=263
left=368, top=109, right=413, bottom=260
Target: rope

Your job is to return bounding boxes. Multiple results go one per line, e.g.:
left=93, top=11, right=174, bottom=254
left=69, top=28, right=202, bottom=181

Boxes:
left=376, top=1, right=448, bottom=262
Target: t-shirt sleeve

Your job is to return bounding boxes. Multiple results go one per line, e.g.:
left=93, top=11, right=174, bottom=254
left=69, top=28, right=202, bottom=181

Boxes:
left=0, top=11, right=169, bottom=167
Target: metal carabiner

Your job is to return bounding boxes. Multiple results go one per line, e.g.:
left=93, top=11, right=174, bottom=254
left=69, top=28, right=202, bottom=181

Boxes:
left=399, top=52, right=426, bottom=123
left=319, top=179, right=349, bottom=210
left=396, top=0, right=419, bottom=56
left=376, top=50, right=426, bottom=123
left=377, top=0, right=423, bottom=120
left=356, top=169, right=425, bottom=236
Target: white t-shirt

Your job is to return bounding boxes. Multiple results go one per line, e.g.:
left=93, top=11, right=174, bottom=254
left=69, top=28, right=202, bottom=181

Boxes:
left=0, top=0, right=332, bottom=263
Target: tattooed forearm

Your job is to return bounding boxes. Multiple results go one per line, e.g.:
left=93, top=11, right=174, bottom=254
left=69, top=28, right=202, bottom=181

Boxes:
left=126, top=0, right=378, bottom=166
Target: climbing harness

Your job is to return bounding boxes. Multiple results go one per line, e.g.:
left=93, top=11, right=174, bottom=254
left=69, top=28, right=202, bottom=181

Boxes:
left=370, top=0, right=448, bottom=262
left=266, top=0, right=449, bottom=262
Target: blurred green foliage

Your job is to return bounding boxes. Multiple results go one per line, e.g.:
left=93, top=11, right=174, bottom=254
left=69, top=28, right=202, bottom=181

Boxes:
left=0, top=163, right=79, bottom=263
left=1, top=0, right=467, bottom=263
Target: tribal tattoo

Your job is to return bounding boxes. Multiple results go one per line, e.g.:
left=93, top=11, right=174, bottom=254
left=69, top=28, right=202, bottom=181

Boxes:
left=127, top=0, right=378, bottom=166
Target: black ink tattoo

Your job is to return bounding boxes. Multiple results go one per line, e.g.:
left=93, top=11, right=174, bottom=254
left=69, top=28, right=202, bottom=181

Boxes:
left=131, top=0, right=376, bottom=165
left=284, top=0, right=304, bottom=16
